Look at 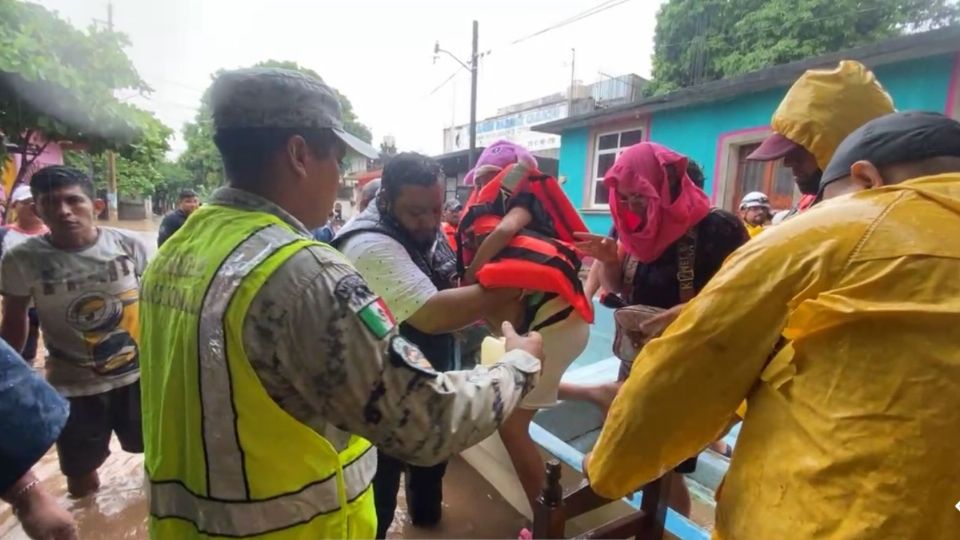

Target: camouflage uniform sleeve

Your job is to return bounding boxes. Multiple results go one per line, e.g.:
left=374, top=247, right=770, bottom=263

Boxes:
left=282, top=246, right=541, bottom=467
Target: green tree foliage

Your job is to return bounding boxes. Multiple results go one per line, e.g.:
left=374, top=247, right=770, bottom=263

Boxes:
left=178, top=105, right=222, bottom=188
left=647, top=0, right=959, bottom=94
left=150, top=160, right=195, bottom=212
left=178, top=59, right=372, bottom=188
left=252, top=60, right=372, bottom=144
left=0, top=0, right=151, bottom=179
left=64, top=110, right=173, bottom=197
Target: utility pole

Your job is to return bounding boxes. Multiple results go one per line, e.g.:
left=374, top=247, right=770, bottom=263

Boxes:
left=434, top=21, right=480, bottom=167
left=468, top=20, right=479, bottom=168
left=569, top=48, right=576, bottom=101
left=105, top=1, right=118, bottom=221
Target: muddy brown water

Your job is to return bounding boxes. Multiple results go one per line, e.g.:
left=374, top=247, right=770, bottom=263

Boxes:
left=0, top=438, right=148, bottom=539
left=0, top=446, right=524, bottom=539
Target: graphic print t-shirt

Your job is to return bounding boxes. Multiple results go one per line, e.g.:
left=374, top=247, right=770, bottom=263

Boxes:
left=0, top=228, right=149, bottom=396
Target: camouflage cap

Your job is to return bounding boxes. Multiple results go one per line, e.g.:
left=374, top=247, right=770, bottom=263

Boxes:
left=211, top=68, right=344, bottom=131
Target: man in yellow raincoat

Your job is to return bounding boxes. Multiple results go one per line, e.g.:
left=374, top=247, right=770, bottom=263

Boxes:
left=586, top=111, right=960, bottom=539
left=747, top=60, right=894, bottom=217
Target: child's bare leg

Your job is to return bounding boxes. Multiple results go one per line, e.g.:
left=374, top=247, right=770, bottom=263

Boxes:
left=498, top=408, right=543, bottom=509
left=558, top=382, right=622, bottom=417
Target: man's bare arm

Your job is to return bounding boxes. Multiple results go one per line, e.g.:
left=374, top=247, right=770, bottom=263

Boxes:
left=406, top=285, right=520, bottom=334
left=272, top=256, right=544, bottom=466
left=1, top=295, right=31, bottom=353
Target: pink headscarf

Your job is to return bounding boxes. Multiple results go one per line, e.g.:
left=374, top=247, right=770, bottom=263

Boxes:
left=463, top=140, right=538, bottom=185
left=604, top=142, right=711, bottom=263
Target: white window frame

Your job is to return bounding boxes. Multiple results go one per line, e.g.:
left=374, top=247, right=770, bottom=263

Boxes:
left=587, top=127, right=645, bottom=210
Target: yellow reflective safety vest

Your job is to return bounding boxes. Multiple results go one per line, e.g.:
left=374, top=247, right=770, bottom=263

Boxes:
left=140, top=203, right=377, bottom=539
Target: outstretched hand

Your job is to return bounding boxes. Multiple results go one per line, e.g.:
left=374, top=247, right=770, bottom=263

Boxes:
left=573, top=232, right=619, bottom=264
left=502, top=321, right=544, bottom=362
left=17, top=487, right=78, bottom=540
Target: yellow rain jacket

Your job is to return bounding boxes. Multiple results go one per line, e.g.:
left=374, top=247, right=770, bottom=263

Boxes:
left=771, top=60, right=894, bottom=170
left=588, top=173, right=960, bottom=539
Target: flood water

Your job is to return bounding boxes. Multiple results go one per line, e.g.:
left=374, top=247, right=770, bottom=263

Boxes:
left=0, top=438, right=148, bottom=539
left=0, top=444, right=524, bottom=539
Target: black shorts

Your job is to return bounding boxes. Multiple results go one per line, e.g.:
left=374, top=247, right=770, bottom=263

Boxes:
left=619, top=358, right=698, bottom=475
left=56, top=380, right=143, bottom=477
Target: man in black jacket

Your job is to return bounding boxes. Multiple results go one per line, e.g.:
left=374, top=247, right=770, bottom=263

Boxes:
left=157, top=189, right=200, bottom=247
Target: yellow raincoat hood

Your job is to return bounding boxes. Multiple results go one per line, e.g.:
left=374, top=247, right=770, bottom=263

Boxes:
left=771, top=60, right=894, bottom=170
left=588, top=173, right=960, bottom=539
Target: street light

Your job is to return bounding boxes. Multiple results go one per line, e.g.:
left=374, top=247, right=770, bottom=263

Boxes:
left=434, top=41, right=472, bottom=72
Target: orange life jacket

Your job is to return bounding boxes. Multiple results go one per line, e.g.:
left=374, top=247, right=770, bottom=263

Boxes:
left=441, top=222, right=457, bottom=251
left=458, top=163, right=594, bottom=323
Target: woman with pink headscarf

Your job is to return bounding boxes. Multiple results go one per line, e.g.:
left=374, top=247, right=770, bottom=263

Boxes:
left=573, top=141, right=748, bottom=516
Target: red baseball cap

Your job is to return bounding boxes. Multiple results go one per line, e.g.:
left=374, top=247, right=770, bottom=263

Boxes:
left=747, top=133, right=803, bottom=161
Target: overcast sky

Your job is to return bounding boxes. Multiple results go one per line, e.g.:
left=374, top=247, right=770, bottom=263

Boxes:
left=36, top=0, right=663, bottom=156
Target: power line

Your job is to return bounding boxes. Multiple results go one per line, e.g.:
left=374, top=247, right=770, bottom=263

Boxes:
left=139, top=95, right=200, bottom=112
left=508, top=0, right=631, bottom=48
left=425, top=69, right=461, bottom=97
left=477, top=0, right=632, bottom=58
left=424, top=1, right=633, bottom=101
left=147, top=77, right=206, bottom=94
left=117, top=91, right=144, bottom=102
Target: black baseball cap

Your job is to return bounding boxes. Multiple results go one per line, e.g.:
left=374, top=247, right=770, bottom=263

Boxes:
left=820, top=111, right=960, bottom=192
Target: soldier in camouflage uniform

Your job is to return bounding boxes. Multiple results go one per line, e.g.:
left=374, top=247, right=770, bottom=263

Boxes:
left=138, top=67, right=545, bottom=539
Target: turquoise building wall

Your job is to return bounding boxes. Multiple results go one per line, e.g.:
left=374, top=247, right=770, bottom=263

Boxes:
left=557, top=54, right=958, bottom=234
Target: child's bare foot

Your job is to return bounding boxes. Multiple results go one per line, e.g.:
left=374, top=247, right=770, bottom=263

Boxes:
left=560, top=382, right=622, bottom=418
left=590, top=382, right=622, bottom=418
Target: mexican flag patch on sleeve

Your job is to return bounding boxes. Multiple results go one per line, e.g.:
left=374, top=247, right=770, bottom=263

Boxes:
left=357, top=297, right=396, bottom=339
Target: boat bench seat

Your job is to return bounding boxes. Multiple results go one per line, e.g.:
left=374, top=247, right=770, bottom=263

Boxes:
left=532, top=460, right=669, bottom=539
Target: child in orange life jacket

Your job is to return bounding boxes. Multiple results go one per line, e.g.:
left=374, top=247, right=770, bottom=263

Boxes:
left=459, top=141, right=593, bottom=512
